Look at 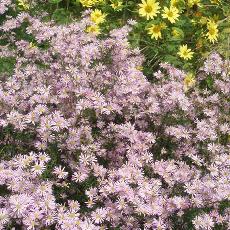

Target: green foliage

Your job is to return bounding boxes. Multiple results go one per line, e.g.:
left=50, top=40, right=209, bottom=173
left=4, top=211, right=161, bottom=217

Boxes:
left=0, top=57, right=15, bottom=74
left=52, top=8, right=71, bottom=24
left=49, top=0, right=62, bottom=4
left=0, top=126, right=36, bottom=160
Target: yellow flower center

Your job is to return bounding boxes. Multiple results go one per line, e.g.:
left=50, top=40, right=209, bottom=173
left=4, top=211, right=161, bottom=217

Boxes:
left=153, top=26, right=161, bottom=33
left=167, top=11, right=174, bottom=17
left=209, top=28, right=216, bottom=35
left=34, top=165, right=42, bottom=170
left=145, top=5, right=153, bottom=13
left=182, top=51, right=189, bottom=56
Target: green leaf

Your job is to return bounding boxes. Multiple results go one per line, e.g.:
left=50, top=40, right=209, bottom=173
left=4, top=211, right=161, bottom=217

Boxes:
left=206, top=75, right=214, bottom=88
left=49, top=0, right=62, bottom=4
left=52, top=8, right=71, bottom=24
left=163, top=54, right=182, bottom=66
left=222, top=5, right=230, bottom=17
left=0, top=57, right=15, bottom=74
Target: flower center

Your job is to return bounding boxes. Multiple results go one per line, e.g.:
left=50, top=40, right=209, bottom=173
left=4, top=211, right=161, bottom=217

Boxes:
left=167, top=11, right=174, bottom=18
left=183, top=51, right=189, bottom=56
left=209, top=28, right=216, bottom=35
left=145, top=5, right=153, bottom=13
left=153, top=26, right=161, bottom=33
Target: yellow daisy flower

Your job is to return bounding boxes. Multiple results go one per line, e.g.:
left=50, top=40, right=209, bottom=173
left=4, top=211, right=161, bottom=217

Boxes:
left=162, top=6, right=180, bottom=23
left=187, top=0, right=202, bottom=8
left=172, top=28, right=180, bottom=38
left=172, top=27, right=184, bottom=39
left=138, top=0, right=161, bottom=20
left=80, top=0, right=97, bottom=7
left=170, top=0, right=179, bottom=7
left=210, top=0, right=220, bottom=4
left=136, top=66, right=143, bottom=70
left=90, top=9, right=106, bottom=24
left=17, top=0, right=30, bottom=10
left=199, top=16, right=208, bottom=25
left=184, top=73, right=196, bottom=91
left=206, top=21, right=218, bottom=43
left=110, top=0, right=123, bottom=11
left=29, top=42, right=37, bottom=49
left=147, top=23, right=166, bottom=40
left=86, top=25, right=101, bottom=35
left=177, top=44, right=194, bottom=60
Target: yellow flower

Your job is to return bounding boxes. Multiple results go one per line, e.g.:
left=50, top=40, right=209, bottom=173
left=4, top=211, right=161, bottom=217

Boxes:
left=184, top=73, right=196, bottom=91
left=162, top=6, right=180, bottom=23
left=172, top=28, right=180, bottom=37
left=170, top=0, right=178, bottom=7
left=136, top=66, right=143, bottom=70
left=172, top=27, right=184, bottom=39
left=210, top=0, right=221, bottom=4
left=90, top=9, right=106, bottom=24
left=80, top=0, right=98, bottom=7
left=97, top=0, right=105, bottom=4
left=29, top=42, right=37, bottom=49
left=138, top=0, right=161, bottom=20
left=147, top=23, right=166, bottom=40
left=206, top=21, right=218, bottom=43
left=17, top=0, right=30, bottom=10
left=86, top=25, right=101, bottom=35
left=110, top=0, right=123, bottom=11
left=199, top=16, right=208, bottom=25
left=187, top=0, right=202, bottom=8
left=177, top=44, right=194, bottom=60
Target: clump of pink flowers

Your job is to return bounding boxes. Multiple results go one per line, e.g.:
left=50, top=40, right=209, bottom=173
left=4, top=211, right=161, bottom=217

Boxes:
left=0, top=5, right=230, bottom=230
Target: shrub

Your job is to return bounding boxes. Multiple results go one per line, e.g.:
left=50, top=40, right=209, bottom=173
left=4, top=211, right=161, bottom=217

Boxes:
left=0, top=6, right=230, bottom=228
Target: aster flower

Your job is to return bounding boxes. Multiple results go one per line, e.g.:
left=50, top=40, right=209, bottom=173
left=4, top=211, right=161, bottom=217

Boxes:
left=0, top=208, right=9, bottom=226
left=31, top=161, right=46, bottom=175
left=9, top=194, right=33, bottom=217
left=193, top=214, right=215, bottom=230
left=68, top=200, right=80, bottom=212
left=85, top=199, right=95, bottom=208
left=79, top=153, right=97, bottom=166
left=72, top=170, right=89, bottom=183
left=37, top=182, right=53, bottom=196
left=0, top=0, right=12, bottom=14
left=91, top=208, right=107, bottom=224
left=37, top=152, right=51, bottom=163
left=53, top=166, right=68, bottom=179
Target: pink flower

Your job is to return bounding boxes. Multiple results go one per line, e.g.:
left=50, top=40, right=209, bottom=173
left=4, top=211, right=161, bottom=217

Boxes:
left=53, top=166, right=68, bottom=179
left=91, top=208, right=107, bottom=224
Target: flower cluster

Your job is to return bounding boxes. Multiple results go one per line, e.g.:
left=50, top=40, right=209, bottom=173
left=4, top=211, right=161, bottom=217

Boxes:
left=61, top=0, right=228, bottom=70
left=0, top=7, right=230, bottom=230
left=0, top=0, right=12, bottom=15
